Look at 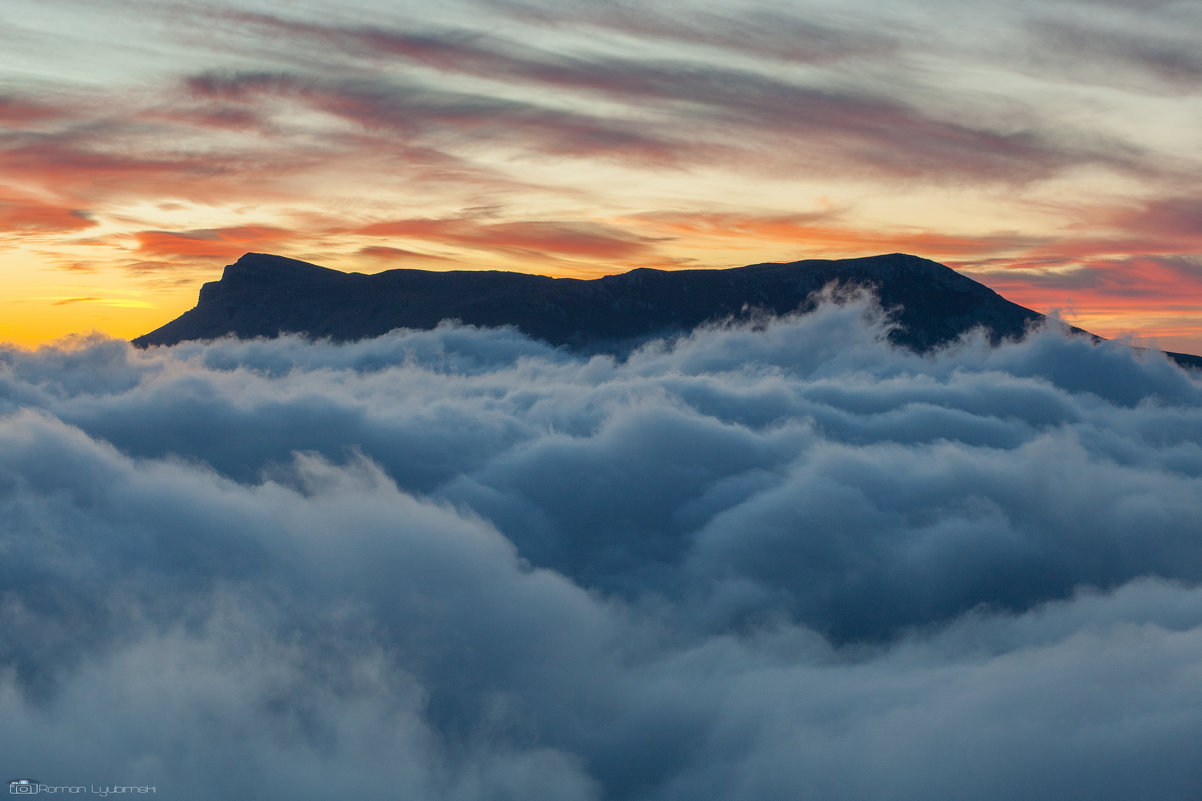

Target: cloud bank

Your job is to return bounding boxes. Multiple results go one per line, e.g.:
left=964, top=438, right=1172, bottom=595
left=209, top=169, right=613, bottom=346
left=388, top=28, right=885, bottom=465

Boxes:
left=3, top=297, right=1202, bottom=799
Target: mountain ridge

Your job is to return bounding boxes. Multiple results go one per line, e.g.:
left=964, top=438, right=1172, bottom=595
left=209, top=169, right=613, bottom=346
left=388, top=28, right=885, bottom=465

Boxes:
left=134, top=252, right=1202, bottom=370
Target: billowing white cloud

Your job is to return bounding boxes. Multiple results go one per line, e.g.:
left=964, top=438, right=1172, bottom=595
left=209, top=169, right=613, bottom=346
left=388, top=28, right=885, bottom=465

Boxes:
left=2, top=296, right=1202, bottom=799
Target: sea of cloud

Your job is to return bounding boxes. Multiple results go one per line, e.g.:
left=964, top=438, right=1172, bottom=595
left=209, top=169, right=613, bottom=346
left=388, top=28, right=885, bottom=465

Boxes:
left=3, top=295, right=1202, bottom=800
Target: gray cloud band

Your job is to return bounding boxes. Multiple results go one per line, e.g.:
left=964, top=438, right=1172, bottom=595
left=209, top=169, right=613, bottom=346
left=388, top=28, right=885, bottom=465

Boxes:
left=2, top=295, right=1201, bottom=800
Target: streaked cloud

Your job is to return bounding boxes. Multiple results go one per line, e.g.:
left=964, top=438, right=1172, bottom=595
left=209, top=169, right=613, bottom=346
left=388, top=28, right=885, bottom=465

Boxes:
left=633, top=211, right=1045, bottom=258
left=1028, top=14, right=1202, bottom=92
left=0, top=189, right=95, bottom=235
left=0, top=94, right=71, bottom=124
left=357, top=215, right=659, bottom=260
left=193, top=8, right=1145, bottom=182
left=133, top=226, right=294, bottom=261
left=0, top=0, right=1199, bottom=348
left=50, top=296, right=102, bottom=306
left=487, top=0, right=903, bottom=64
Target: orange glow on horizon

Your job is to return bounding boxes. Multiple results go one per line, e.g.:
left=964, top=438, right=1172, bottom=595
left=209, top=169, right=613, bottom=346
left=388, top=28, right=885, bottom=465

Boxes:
left=6, top=238, right=1202, bottom=357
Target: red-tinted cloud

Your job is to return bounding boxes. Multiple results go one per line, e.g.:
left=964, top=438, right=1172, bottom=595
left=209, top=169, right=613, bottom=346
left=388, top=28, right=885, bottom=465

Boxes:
left=357, top=216, right=658, bottom=260
left=0, top=95, right=69, bottom=125
left=1107, top=196, right=1202, bottom=245
left=946, top=192, right=1202, bottom=318
left=357, top=245, right=454, bottom=264
left=1, top=0, right=1195, bottom=341
left=633, top=211, right=1042, bottom=258
left=0, top=189, right=95, bottom=233
left=134, top=226, right=293, bottom=261
left=0, top=138, right=244, bottom=204
left=966, top=255, right=1202, bottom=312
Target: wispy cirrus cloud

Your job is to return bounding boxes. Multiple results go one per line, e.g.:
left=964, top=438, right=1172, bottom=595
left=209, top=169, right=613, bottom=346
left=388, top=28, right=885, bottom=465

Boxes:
left=0, top=94, right=71, bottom=125
left=956, top=194, right=1202, bottom=336
left=51, top=296, right=102, bottom=305
left=632, top=211, right=1045, bottom=259
left=1, top=0, right=1201, bottom=346
left=357, top=215, right=660, bottom=260
left=0, top=4, right=1172, bottom=231
left=0, top=189, right=95, bottom=235
left=182, top=68, right=689, bottom=166
left=1027, top=14, right=1202, bottom=92
left=485, top=0, right=904, bottom=64
left=0, top=124, right=266, bottom=205
left=1107, top=195, right=1202, bottom=244
left=964, top=255, right=1202, bottom=313
left=192, top=8, right=1141, bottom=183
left=356, top=245, right=456, bottom=265
left=133, top=226, right=295, bottom=262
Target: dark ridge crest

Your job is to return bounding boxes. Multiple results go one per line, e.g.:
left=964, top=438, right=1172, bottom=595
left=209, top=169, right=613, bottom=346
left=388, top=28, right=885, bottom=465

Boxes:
left=133, top=252, right=1202, bottom=370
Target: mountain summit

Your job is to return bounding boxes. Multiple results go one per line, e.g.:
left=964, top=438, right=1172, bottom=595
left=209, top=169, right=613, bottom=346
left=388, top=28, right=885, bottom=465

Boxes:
left=133, top=252, right=1201, bottom=369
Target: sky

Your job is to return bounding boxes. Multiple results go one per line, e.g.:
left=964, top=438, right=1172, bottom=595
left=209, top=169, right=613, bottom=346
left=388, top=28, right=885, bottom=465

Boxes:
left=4, top=303, right=1202, bottom=799
left=2, top=0, right=1202, bottom=351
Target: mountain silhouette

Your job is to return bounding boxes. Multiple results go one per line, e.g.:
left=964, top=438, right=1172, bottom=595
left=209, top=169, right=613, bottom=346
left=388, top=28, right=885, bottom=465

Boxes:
left=134, top=252, right=1202, bottom=369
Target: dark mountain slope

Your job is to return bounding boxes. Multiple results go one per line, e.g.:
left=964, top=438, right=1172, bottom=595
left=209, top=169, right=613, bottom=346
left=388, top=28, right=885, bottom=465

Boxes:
left=133, top=252, right=1202, bottom=370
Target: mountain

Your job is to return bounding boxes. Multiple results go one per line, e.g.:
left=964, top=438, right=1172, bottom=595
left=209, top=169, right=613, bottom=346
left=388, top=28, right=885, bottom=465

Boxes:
left=133, top=252, right=1202, bottom=369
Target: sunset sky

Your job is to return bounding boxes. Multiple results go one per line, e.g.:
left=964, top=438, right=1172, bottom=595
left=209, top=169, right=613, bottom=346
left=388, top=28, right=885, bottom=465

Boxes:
left=3, top=0, right=1201, bottom=352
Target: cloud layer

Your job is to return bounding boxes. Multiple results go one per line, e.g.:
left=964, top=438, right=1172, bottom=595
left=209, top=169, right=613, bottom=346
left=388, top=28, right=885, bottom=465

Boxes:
left=3, top=297, right=1202, bottom=799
